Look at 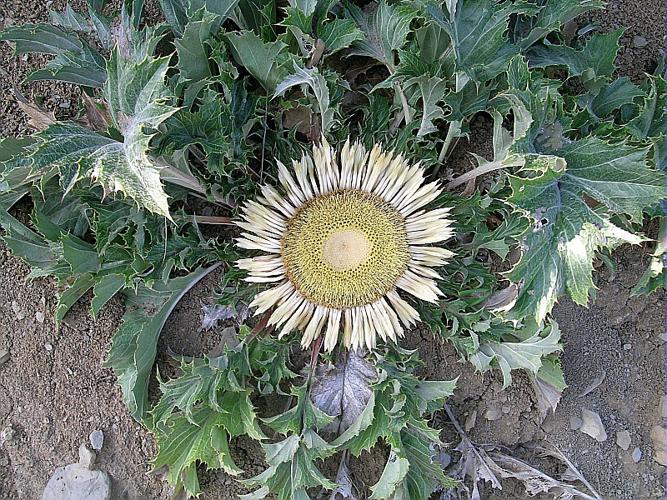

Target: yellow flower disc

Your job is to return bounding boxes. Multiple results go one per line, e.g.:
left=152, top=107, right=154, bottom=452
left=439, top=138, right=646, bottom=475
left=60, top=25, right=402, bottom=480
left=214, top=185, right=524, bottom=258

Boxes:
left=281, top=189, right=409, bottom=309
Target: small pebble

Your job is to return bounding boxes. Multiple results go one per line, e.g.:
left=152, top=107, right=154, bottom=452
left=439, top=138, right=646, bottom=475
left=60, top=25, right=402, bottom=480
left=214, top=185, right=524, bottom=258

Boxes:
left=580, top=409, right=607, bottom=442
left=485, top=407, right=502, bottom=421
left=35, top=311, right=45, bottom=323
left=78, top=444, right=96, bottom=469
left=11, top=301, right=25, bottom=320
left=616, top=430, right=631, bottom=451
left=623, top=343, right=632, bottom=350
left=0, top=426, right=16, bottom=445
left=89, top=430, right=104, bottom=451
left=632, top=36, right=648, bottom=48
left=570, top=416, right=583, bottom=430
left=0, top=350, right=9, bottom=366
left=44, top=343, right=53, bottom=352
left=632, top=447, right=642, bottom=463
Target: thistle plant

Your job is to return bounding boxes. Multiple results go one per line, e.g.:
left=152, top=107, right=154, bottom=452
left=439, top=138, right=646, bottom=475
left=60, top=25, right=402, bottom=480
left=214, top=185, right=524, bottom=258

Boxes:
left=236, top=137, right=454, bottom=351
left=0, top=0, right=664, bottom=498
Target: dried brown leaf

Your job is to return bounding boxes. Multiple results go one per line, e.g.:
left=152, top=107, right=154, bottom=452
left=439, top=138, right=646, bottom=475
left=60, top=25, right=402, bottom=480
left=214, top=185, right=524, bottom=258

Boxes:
left=80, top=93, right=111, bottom=131
left=311, top=350, right=377, bottom=435
left=482, top=284, right=519, bottom=312
left=530, top=443, right=603, bottom=499
left=13, top=88, right=56, bottom=131
left=488, top=452, right=597, bottom=500
left=529, top=373, right=562, bottom=420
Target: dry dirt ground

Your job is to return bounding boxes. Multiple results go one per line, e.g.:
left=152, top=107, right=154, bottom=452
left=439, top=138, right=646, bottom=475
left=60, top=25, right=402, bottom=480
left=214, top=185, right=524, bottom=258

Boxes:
left=0, top=0, right=665, bottom=499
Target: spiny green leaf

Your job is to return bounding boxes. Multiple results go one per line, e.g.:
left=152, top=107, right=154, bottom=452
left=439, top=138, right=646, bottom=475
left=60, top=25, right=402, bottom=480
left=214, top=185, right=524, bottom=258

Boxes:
left=241, top=429, right=337, bottom=500
left=158, top=0, right=188, bottom=35
left=528, top=29, right=623, bottom=80
left=62, top=234, right=100, bottom=274
left=190, top=0, right=240, bottom=22
left=275, top=63, right=334, bottom=133
left=370, top=451, right=409, bottom=499
left=32, top=121, right=172, bottom=217
left=264, top=383, right=335, bottom=435
left=411, top=75, right=448, bottom=136
left=346, top=0, right=417, bottom=71
left=397, top=425, right=453, bottom=498
left=588, top=76, right=644, bottom=118
left=469, top=321, right=562, bottom=389
left=506, top=138, right=663, bottom=320
left=336, top=348, right=455, bottom=500
left=0, top=23, right=106, bottom=87
left=627, top=74, right=667, bottom=140
left=0, top=209, right=69, bottom=279
left=91, top=273, right=125, bottom=316
left=0, top=23, right=83, bottom=54
left=537, top=354, right=567, bottom=392
left=318, top=18, right=364, bottom=55
left=87, top=4, right=113, bottom=49
left=97, top=50, right=178, bottom=216
left=225, top=31, right=291, bottom=93
left=512, top=0, right=604, bottom=49
left=233, top=0, right=278, bottom=39
left=50, top=4, right=91, bottom=33
left=104, top=266, right=219, bottom=421
left=288, top=0, right=319, bottom=17
left=443, top=80, right=492, bottom=122
left=151, top=350, right=264, bottom=438
left=54, top=273, right=95, bottom=322
left=174, top=10, right=216, bottom=83
left=428, top=0, right=537, bottom=83
left=153, top=406, right=245, bottom=497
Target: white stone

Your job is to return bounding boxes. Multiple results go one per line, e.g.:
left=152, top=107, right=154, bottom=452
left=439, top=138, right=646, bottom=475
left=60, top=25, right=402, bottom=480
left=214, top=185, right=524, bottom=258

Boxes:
left=41, top=463, right=110, bottom=500
left=616, top=430, right=631, bottom=451
left=78, top=444, right=96, bottom=469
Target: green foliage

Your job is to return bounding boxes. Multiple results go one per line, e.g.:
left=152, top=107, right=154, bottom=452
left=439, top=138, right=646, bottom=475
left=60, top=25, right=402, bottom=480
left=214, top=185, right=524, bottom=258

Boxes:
left=334, top=349, right=456, bottom=498
left=345, top=0, right=417, bottom=71
left=103, top=269, right=209, bottom=421
left=0, top=0, right=665, bottom=498
left=0, top=23, right=106, bottom=87
left=150, top=335, right=294, bottom=496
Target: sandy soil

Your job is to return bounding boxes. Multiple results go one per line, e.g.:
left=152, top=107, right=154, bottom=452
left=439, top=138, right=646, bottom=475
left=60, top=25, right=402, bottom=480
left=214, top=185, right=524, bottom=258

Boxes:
left=0, top=0, right=665, bottom=499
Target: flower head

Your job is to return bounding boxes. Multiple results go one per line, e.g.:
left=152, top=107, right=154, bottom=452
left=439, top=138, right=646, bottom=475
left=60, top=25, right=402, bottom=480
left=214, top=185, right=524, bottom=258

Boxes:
left=235, top=138, right=454, bottom=351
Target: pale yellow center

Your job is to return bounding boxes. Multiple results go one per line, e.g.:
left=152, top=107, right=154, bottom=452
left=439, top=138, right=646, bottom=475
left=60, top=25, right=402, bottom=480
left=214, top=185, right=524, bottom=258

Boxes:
left=281, top=189, right=409, bottom=309
left=322, top=229, right=371, bottom=271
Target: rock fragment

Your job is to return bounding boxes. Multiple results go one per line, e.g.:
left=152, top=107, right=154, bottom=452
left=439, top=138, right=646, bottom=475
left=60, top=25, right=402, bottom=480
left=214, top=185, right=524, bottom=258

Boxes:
left=42, top=463, right=110, bottom=500
left=0, top=425, right=15, bottom=445
left=89, top=430, right=104, bottom=452
left=632, top=447, right=642, bottom=463
left=650, top=426, right=666, bottom=466
left=78, top=444, right=96, bottom=469
left=616, top=430, right=631, bottom=451
left=485, top=406, right=502, bottom=421
left=580, top=409, right=607, bottom=442
left=11, top=301, right=25, bottom=320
